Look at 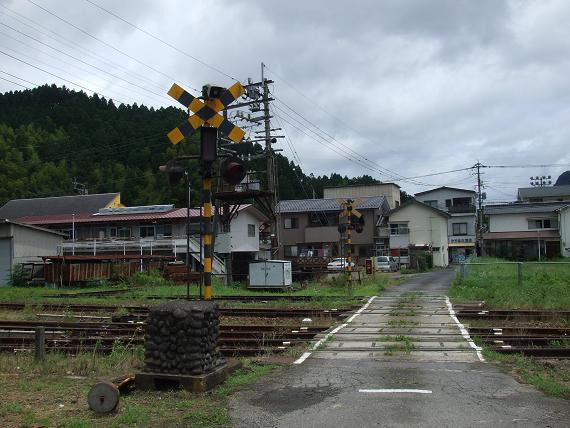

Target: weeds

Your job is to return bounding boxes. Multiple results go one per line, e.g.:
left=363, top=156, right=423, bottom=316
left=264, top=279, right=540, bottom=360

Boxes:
left=450, top=257, right=570, bottom=309
left=483, top=349, right=570, bottom=400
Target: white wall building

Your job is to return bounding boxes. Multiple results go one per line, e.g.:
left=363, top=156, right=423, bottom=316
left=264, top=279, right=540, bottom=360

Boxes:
left=483, top=202, right=567, bottom=259
left=414, top=187, right=477, bottom=262
left=387, top=200, right=450, bottom=267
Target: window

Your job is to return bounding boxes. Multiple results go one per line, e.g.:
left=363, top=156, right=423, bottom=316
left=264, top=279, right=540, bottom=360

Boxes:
left=528, top=219, right=558, bottom=229
left=139, top=225, right=155, bottom=238
left=284, top=245, right=298, bottom=257
left=284, top=217, right=298, bottom=229
left=118, top=227, right=131, bottom=239
left=156, top=224, right=172, bottom=238
left=424, top=200, right=438, bottom=208
left=452, top=223, right=468, bottom=236
left=445, top=199, right=452, bottom=208
left=248, top=224, right=256, bottom=237
left=389, top=223, right=409, bottom=235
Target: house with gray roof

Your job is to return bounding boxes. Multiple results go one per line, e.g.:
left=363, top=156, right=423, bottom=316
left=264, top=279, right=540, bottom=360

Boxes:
left=483, top=201, right=569, bottom=259
left=517, top=185, right=570, bottom=203
left=0, top=193, right=122, bottom=219
left=276, top=195, right=391, bottom=261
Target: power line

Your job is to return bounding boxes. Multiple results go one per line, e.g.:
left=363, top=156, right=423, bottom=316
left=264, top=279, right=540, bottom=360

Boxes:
left=83, top=0, right=238, bottom=83
left=265, top=65, right=430, bottom=185
left=25, top=0, right=197, bottom=92
left=0, top=69, right=39, bottom=87
left=0, top=42, right=144, bottom=105
left=0, top=4, right=167, bottom=93
left=0, top=76, right=31, bottom=89
left=0, top=21, right=173, bottom=104
left=0, top=49, right=127, bottom=105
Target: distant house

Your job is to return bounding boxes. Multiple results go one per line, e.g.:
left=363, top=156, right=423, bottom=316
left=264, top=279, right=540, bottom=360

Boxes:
left=414, top=186, right=477, bottom=262
left=0, top=193, right=123, bottom=219
left=0, top=220, right=64, bottom=286
left=323, top=183, right=401, bottom=209
left=0, top=194, right=269, bottom=275
left=386, top=199, right=450, bottom=267
left=483, top=201, right=568, bottom=259
left=517, top=185, right=570, bottom=203
left=276, top=195, right=391, bottom=261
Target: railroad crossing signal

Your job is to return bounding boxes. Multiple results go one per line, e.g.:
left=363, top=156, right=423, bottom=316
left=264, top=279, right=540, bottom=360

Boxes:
left=166, top=82, right=246, bottom=145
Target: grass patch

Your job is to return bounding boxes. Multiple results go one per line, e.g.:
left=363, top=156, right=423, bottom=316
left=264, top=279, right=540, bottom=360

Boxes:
left=449, top=257, right=570, bottom=309
left=387, top=319, right=419, bottom=327
left=0, top=271, right=396, bottom=308
left=0, top=350, right=281, bottom=427
left=483, top=349, right=570, bottom=400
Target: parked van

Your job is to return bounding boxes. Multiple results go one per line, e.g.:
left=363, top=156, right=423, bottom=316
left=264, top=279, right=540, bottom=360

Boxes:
left=374, top=256, right=399, bottom=272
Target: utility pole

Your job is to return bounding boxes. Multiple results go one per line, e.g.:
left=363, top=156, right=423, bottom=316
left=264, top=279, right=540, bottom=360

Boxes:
left=261, top=62, right=280, bottom=257
left=474, top=162, right=484, bottom=256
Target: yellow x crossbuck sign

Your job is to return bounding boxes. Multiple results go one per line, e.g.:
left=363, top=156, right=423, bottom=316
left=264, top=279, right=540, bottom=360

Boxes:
left=166, top=82, right=246, bottom=145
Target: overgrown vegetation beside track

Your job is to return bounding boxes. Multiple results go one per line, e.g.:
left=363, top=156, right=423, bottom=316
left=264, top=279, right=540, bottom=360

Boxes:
left=0, top=271, right=396, bottom=310
left=449, top=257, right=570, bottom=309
left=0, top=347, right=280, bottom=427
left=482, top=350, right=570, bottom=400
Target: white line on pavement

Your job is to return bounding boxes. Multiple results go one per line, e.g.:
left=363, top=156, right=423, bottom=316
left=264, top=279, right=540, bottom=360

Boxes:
left=445, top=296, right=485, bottom=362
left=359, top=389, right=432, bottom=394
left=293, top=295, right=377, bottom=365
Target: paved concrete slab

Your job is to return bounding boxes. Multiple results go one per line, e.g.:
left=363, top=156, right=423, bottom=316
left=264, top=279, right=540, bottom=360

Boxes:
left=229, top=269, right=570, bottom=427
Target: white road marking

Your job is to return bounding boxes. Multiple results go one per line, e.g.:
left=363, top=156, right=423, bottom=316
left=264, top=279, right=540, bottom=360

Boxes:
left=359, top=389, right=432, bottom=394
left=293, top=296, right=376, bottom=364
left=445, top=296, right=485, bottom=362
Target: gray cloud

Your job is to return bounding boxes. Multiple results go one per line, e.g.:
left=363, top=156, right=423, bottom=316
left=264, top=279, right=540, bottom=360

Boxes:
left=0, top=0, right=569, bottom=200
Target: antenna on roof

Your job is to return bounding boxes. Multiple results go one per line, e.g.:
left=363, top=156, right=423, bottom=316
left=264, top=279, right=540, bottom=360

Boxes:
left=72, top=178, right=88, bottom=195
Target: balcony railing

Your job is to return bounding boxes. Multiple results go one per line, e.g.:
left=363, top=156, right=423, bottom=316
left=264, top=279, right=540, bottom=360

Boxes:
left=448, top=204, right=476, bottom=213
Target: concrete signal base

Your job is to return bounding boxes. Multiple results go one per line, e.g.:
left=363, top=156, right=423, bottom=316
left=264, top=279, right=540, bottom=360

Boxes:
left=136, top=359, right=242, bottom=393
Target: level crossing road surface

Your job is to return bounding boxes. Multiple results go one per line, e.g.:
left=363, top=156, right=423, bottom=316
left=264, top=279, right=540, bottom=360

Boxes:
left=229, top=269, right=569, bottom=427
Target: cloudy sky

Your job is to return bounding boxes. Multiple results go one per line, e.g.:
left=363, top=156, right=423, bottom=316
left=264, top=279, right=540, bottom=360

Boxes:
left=1, top=0, right=569, bottom=201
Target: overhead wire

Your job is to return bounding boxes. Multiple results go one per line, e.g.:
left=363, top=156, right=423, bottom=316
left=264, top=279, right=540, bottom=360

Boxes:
left=265, top=65, right=437, bottom=185
left=0, top=4, right=168, bottom=93
left=0, top=21, right=174, bottom=105
left=0, top=76, right=31, bottom=89
left=0, top=49, right=128, bottom=105
left=83, top=0, right=238, bottom=83
left=25, top=0, right=198, bottom=92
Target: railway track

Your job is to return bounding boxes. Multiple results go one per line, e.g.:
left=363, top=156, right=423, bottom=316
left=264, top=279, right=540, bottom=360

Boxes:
left=0, top=302, right=352, bottom=318
left=0, top=320, right=329, bottom=357
left=45, top=290, right=361, bottom=303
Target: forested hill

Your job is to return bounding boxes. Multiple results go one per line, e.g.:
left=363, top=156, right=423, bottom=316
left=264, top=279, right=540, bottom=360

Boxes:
left=0, top=85, right=382, bottom=207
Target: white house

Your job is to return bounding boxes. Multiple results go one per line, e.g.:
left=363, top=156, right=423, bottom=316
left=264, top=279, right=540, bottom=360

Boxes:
left=387, top=200, right=450, bottom=267
left=483, top=201, right=568, bottom=259
left=414, top=187, right=477, bottom=262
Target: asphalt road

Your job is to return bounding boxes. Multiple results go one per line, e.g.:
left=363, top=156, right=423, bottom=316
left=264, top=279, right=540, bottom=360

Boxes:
left=229, top=269, right=570, bottom=427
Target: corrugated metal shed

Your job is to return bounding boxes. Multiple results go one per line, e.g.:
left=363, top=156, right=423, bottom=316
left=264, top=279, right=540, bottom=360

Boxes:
left=484, top=201, right=569, bottom=215
left=276, top=196, right=387, bottom=213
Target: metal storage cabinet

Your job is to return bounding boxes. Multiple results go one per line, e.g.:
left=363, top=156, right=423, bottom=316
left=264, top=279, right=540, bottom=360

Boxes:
left=248, top=260, right=292, bottom=289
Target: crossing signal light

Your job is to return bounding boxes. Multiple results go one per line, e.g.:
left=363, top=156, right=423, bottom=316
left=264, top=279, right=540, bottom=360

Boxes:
left=221, top=156, right=247, bottom=185
left=159, top=159, right=185, bottom=186
left=354, top=216, right=365, bottom=233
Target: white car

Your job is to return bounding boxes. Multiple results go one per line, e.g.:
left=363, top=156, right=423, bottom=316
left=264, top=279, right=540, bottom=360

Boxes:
left=327, top=258, right=355, bottom=271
